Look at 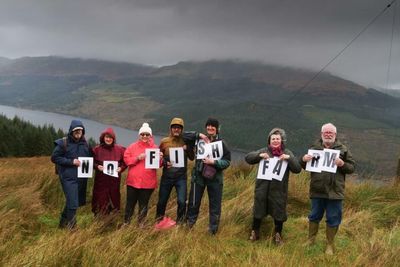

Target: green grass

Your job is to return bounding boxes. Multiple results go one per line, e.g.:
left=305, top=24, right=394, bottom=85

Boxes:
left=1, top=157, right=400, bottom=266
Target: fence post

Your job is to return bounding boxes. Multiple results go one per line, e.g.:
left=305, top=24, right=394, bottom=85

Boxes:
left=396, top=157, right=400, bottom=185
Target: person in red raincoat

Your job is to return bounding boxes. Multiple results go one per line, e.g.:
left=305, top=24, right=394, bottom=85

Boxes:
left=92, top=127, right=127, bottom=216
left=124, top=122, right=162, bottom=225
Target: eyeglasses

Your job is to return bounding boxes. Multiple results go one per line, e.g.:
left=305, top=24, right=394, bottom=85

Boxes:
left=140, top=133, right=151, bottom=137
left=171, top=125, right=182, bottom=129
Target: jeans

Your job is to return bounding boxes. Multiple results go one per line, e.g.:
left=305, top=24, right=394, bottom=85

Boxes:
left=124, top=186, right=154, bottom=224
left=156, top=177, right=187, bottom=223
left=308, top=198, right=342, bottom=227
left=187, top=180, right=223, bottom=234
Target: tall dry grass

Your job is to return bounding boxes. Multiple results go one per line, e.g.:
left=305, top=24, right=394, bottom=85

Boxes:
left=1, top=157, right=400, bottom=266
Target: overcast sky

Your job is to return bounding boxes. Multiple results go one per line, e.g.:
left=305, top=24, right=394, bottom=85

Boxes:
left=0, top=0, right=399, bottom=88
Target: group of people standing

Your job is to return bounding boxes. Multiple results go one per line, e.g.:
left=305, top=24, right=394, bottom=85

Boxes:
left=51, top=117, right=231, bottom=235
left=52, top=118, right=354, bottom=255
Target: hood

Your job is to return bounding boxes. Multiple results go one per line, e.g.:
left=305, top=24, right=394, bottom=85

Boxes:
left=68, top=119, right=85, bottom=135
left=268, top=127, right=286, bottom=145
left=169, top=117, right=184, bottom=137
left=100, top=127, right=116, bottom=145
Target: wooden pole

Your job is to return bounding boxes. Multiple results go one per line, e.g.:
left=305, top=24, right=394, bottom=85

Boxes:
left=396, top=157, right=400, bottom=185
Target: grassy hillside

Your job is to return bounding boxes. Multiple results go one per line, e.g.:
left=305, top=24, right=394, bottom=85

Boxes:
left=0, top=57, right=399, bottom=177
left=1, top=157, right=400, bottom=266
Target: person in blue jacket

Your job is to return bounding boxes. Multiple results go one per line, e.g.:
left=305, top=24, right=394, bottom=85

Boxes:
left=51, top=120, right=91, bottom=229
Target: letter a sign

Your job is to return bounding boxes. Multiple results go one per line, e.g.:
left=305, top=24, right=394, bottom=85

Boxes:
left=78, top=157, right=93, bottom=178
left=257, top=157, right=288, bottom=181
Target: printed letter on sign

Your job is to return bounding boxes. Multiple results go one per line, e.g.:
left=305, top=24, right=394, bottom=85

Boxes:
left=145, top=149, right=160, bottom=169
left=169, top=147, right=184, bottom=167
left=103, top=161, right=119, bottom=177
left=78, top=157, right=93, bottom=178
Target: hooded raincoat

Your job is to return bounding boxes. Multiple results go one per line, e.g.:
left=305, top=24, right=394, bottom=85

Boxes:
left=92, top=128, right=127, bottom=215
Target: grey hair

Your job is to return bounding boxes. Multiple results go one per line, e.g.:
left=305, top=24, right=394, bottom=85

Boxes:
left=321, top=123, right=337, bottom=133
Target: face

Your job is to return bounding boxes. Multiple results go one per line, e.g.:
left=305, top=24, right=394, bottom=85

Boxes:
left=140, top=132, right=151, bottom=143
left=269, top=134, right=282, bottom=148
left=171, top=125, right=182, bottom=137
left=104, top=135, right=114, bottom=145
left=72, top=129, right=83, bottom=141
left=321, top=126, right=336, bottom=147
left=206, top=124, right=217, bottom=136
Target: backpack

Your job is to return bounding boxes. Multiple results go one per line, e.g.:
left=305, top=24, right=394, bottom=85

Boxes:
left=55, top=137, right=68, bottom=175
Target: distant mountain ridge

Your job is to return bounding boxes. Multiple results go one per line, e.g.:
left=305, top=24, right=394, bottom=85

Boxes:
left=0, top=56, right=399, bottom=177
left=0, top=56, right=155, bottom=79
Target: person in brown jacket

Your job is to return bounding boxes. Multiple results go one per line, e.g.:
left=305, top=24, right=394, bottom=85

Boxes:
left=156, top=118, right=194, bottom=224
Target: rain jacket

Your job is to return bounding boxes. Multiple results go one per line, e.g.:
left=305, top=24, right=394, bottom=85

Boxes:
left=51, top=120, right=91, bottom=181
left=245, top=147, right=301, bottom=221
left=159, top=129, right=195, bottom=180
left=184, top=132, right=231, bottom=186
left=300, top=139, right=355, bottom=200
left=51, top=119, right=91, bottom=209
left=92, top=128, right=127, bottom=214
left=124, top=137, right=160, bottom=189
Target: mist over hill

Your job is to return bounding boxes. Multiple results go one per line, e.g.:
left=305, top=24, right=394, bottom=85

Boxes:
left=0, top=56, right=399, bottom=177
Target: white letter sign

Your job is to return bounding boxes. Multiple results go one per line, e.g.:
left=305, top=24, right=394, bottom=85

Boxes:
left=196, top=140, right=224, bottom=160
left=103, top=161, right=119, bottom=177
left=257, top=157, right=288, bottom=181
left=145, top=149, right=160, bottom=169
left=305, top=149, right=340, bottom=173
left=78, top=157, right=93, bottom=178
left=321, top=149, right=339, bottom=173
left=305, top=150, right=324, bottom=173
left=196, top=140, right=209, bottom=159
left=169, top=147, right=185, bottom=167
left=209, top=141, right=223, bottom=160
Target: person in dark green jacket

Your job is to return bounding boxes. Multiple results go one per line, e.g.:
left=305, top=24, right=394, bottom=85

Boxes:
left=185, top=118, right=231, bottom=235
left=245, top=128, right=301, bottom=244
left=300, top=123, right=355, bottom=255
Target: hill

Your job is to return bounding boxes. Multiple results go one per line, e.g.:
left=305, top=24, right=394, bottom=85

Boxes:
left=0, top=56, right=399, bottom=177
left=0, top=56, right=155, bottom=79
left=1, top=157, right=399, bottom=266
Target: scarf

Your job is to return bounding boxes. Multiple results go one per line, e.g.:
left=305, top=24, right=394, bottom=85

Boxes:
left=268, top=145, right=284, bottom=157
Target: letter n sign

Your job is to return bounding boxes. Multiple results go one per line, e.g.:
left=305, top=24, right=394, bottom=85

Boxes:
left=78, top=157, right=93, bottom=178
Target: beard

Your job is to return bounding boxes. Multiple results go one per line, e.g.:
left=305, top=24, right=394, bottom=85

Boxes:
left=322, top=137, right=335, bottom=147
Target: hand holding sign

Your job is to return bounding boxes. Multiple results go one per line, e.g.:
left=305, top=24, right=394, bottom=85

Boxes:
left=169, top=147, right=184, bottom=167
left=103, top=161, right=119, bottom=177
left=77, top=157, right=93, bottom=178
left=305, top=149, right=340, bottom=173
left=257, top=157, right=288, bottom=181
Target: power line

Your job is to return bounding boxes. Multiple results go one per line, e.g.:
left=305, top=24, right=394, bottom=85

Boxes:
left=270, top=0, right=398, bottom=114
left=386, top=1, right=397, bottom=90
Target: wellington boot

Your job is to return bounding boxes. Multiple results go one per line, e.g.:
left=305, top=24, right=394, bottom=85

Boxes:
left=305, top=221, right=319, bottom=246
left=273, top=232, right=284, bottom=246
left=325, top=225, right=338, bottom=255
left=249, top=230, right=260, bottom=241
